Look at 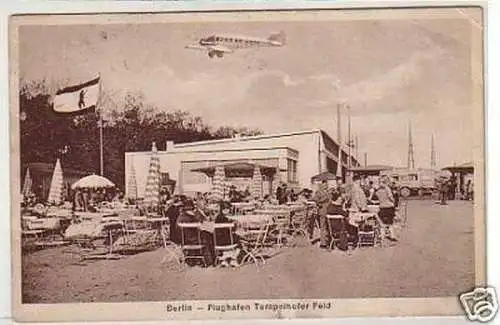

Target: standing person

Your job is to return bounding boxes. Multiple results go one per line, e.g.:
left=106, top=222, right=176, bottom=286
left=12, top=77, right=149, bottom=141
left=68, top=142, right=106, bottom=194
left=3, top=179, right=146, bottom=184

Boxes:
left=276, top=183, right=283, bottom=203
left=367, top=181, right=378, bottom=205
left=390, top=181, right=400, bottom=208
left=466, top=180, right=474, bottom=201
left=277, top=183, right=288, bottom=205
left=313, top=180, right=330, bottom=249
left=376, top=176, right=397, bottom=241
left=72, top=189, right=80, bottom=212
left=440, top=177, right=449, bottom=205
left=350, top=176, right=368, bottom=212
left=81, top=189, right=89, bottom=212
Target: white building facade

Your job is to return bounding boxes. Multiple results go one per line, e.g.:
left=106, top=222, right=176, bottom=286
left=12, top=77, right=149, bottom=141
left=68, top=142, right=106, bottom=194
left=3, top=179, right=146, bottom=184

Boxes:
left=125, top=129, right=359, bottom=198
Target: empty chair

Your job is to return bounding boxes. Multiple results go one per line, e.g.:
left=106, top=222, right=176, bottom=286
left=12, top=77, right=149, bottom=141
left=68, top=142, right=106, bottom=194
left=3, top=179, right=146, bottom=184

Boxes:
left=239, top=221, right=271, bottom=267
left=213, top=223, right=238, bottom=266
left=178, top=223, right=207, bottom=267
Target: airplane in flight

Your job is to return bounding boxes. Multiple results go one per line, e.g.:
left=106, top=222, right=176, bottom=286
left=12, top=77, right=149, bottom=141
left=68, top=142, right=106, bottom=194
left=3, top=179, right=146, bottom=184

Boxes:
left=185, top=31, right=286, bottom=58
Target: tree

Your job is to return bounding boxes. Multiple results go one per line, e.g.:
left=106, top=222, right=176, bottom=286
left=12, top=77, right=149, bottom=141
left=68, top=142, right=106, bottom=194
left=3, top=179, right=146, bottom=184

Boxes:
left=212, top=126, right=263, bottom=139
left=19, top=81, right=264, bottom=190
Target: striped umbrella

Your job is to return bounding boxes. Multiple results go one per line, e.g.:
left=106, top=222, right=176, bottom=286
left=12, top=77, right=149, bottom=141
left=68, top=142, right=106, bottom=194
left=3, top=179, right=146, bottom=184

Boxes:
left=22, top=167, right=33, bottom=197
left=251, top=165, right=263, bottom=199
left=127, top=165, right=138, bottom=200
left=143, top=142, right=161, bottom=207
left=47, top=158, right=64, bottom=205
left=211, top=165, right=225, bottom=202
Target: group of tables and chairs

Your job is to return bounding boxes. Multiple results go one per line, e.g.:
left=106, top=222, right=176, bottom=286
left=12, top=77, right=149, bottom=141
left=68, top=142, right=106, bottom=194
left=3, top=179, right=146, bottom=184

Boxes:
left=21, top=198, right=408, bottom=268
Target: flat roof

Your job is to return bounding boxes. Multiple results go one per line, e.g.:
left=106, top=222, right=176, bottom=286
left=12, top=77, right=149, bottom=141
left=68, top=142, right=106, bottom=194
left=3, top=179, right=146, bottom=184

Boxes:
left=125, top=128, right=359, bottom=165
left=125, top=145, right=298, bottom=156
left=174, top=129, right=323, bottom=148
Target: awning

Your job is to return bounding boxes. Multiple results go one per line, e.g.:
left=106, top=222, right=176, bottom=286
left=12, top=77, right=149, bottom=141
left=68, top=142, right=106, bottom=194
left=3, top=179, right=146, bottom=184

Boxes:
left=191, top=162, right=278, bottom=178
left=349, top=165, right=393, bottom=176
left=442, top=162, right=474, bottom=174
left=311, top=171, right=338, bottom=182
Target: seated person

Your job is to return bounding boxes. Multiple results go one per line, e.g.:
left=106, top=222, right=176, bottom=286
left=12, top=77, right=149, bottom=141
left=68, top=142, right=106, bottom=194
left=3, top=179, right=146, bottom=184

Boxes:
left=214, top=201, right=233, bottom=223
left=177, top=200, right=205, bottom=224
left=214, top=201, right=240, bottom=267
left=326, top=192, right=359, bottom=250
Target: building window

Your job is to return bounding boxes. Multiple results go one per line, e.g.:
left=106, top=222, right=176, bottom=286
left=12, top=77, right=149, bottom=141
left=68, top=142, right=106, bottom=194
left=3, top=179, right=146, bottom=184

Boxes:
left=326, top=157, right=336, bottom=173
left=287, top=159, right=298, bottom=183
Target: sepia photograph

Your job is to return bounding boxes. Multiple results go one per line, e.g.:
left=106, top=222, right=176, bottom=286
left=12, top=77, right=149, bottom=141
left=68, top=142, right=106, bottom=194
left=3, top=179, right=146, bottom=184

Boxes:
left=10, top=6, right=485, bottom=322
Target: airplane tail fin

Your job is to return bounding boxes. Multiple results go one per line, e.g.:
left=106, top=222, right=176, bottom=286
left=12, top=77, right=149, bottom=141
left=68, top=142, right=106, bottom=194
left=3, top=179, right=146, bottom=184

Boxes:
left=268, top=31, right=286, bottom=45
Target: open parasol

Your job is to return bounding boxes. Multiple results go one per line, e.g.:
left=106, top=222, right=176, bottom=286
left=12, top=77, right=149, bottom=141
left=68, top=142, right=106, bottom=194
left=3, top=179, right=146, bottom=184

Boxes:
left=71, top=174, right=115, bottom=190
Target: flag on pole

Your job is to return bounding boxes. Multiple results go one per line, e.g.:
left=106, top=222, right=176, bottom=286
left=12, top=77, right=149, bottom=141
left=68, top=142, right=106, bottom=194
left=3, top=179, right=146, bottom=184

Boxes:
left=53, top=76, right=100, bottom=114
left=47, top=159, right=64, bottom=205
left=144, top=142, right=161, bottom=208
left=22, top=167, right=33, bottom=197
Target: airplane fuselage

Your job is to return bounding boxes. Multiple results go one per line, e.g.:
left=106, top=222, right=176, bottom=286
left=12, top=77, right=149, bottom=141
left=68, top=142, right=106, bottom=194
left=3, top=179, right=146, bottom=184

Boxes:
left=199, top=35, right=283, bottom=49
left=186, top=32, right=285, bottom=58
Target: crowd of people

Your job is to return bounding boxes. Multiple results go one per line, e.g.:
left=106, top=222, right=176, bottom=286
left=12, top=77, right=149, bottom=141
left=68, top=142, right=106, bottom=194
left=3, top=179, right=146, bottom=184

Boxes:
left=436, top=176, right=474, bottom=204
left=308, top=175, right=401, bottom=252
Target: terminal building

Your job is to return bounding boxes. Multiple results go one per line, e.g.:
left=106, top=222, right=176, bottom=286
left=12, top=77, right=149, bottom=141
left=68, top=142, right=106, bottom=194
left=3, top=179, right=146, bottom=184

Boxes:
left=125, top=129, right=360, bottom=198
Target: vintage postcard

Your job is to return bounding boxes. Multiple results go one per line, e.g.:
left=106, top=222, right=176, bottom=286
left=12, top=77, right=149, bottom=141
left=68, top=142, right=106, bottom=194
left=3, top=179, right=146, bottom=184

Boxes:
left=10, top=5, right=486, bottom=322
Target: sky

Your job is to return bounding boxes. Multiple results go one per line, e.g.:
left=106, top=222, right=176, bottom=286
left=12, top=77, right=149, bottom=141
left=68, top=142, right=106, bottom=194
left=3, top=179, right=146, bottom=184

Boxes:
left=18, top=10, right=481, bottom=168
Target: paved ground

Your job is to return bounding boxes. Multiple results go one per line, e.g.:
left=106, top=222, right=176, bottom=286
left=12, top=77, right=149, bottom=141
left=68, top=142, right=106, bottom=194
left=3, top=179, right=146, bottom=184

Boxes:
left=22, top=200, right=475, bottom=303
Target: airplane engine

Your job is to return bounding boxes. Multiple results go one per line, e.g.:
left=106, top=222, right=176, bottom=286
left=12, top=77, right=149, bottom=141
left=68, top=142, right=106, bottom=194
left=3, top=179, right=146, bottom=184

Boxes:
left=208, top=51, right=223, bottom=58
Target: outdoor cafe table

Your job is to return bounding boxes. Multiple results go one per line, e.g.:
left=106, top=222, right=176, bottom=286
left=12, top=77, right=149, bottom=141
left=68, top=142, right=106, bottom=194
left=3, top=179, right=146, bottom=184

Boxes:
left=231, top=202, right=256, bottom=214
left=74, top=212, right=118, bottom=221
left=348, top=212, right=378, bottom=227
left=45, top=209, right=73, bottom=219
left=227, top=214, right=274, bottom=226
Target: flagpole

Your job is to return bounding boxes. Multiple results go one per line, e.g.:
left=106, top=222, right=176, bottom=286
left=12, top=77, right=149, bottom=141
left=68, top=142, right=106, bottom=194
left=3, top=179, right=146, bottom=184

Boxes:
left=97, top=73, right=104, bottom=176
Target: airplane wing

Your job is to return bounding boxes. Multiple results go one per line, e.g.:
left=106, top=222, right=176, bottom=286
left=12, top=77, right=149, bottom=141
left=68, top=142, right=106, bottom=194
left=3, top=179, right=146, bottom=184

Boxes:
left=185, top=44, right=207, bottom=51
left=209, top=45, right=233, bottom=53
left=185, top=44, right=233, bottom=53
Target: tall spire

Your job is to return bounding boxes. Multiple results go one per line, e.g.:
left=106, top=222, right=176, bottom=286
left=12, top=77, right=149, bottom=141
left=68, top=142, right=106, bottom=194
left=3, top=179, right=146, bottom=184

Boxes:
left=407, top=121, right=415, bottom=170
left=355, top=134, right=359, bottom=164
left=431, top=134, right=436, bottom=168
left=337, top=103, right=342, bottom=144
left=347, top=105, right=352, bottom=169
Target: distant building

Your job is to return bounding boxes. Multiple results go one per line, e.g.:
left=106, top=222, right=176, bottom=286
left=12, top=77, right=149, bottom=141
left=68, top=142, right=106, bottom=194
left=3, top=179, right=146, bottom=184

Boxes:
left=125, top=129, right=360, bottom=197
